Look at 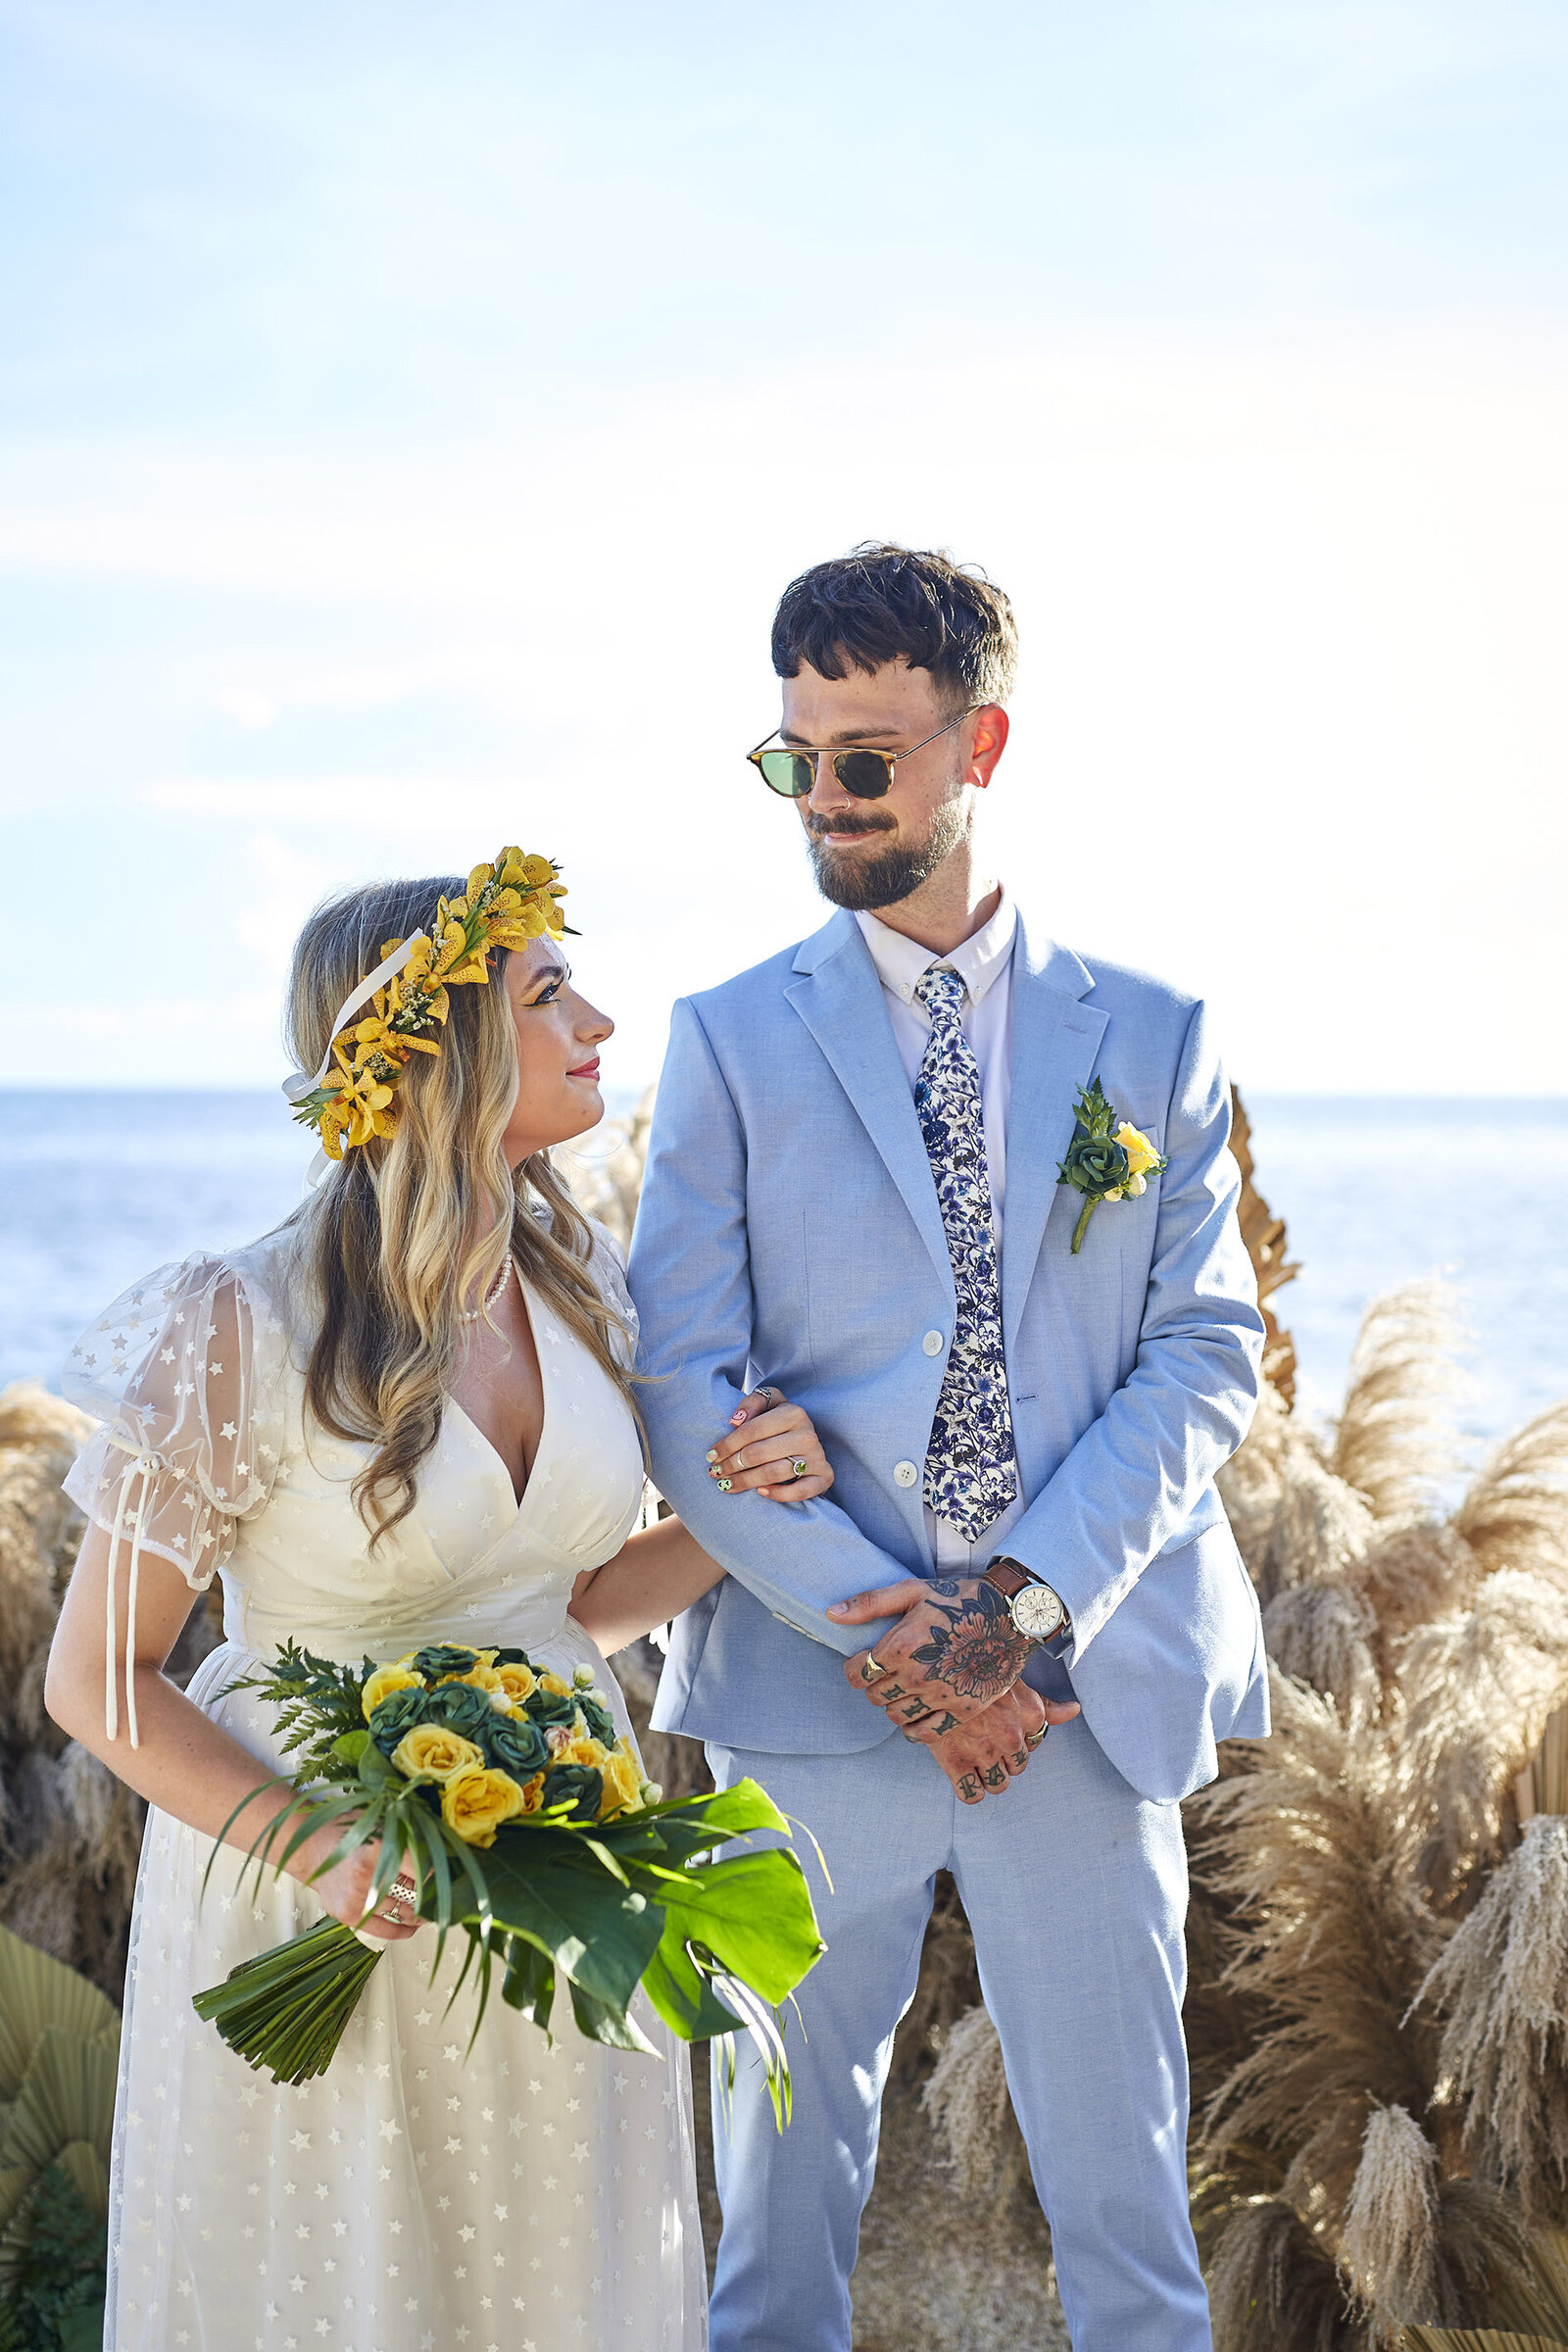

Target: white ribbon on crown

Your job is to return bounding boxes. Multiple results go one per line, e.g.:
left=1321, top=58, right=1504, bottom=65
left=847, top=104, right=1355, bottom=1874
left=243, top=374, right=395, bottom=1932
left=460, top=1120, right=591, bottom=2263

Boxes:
left=280, top=932, right=427, bottom=1187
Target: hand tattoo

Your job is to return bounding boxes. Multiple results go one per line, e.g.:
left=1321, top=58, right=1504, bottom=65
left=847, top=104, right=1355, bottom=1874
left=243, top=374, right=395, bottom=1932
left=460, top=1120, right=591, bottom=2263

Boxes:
left=983, top=1760, right=1007, bottom=1788
left=909, top=1583, right=1032, bottom=1704
left=956, top=1772, right=981, bottom=1803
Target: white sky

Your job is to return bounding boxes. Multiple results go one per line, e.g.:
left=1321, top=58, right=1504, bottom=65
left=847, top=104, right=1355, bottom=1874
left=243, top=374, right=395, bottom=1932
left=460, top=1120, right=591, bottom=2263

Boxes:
left=3, top=2, right=1566, bottom=1095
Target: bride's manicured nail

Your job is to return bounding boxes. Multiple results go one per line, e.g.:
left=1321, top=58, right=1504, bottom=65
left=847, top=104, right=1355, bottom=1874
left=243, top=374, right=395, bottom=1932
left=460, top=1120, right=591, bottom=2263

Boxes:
left=730, top=1412, right=746, bottom=1426
left=706, top=1449, right=718, bottom=1463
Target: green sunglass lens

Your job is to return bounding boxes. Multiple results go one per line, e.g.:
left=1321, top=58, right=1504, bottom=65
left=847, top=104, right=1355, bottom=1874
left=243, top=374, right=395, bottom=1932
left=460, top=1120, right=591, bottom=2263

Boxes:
left=758, top=751, right=815, bottom=797
left=834, top=751, right=894, bottom=798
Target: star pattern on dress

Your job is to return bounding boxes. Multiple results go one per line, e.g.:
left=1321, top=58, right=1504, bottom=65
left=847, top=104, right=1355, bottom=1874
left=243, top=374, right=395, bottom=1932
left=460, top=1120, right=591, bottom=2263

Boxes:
left=75, top=1239, right=692, bottom=2348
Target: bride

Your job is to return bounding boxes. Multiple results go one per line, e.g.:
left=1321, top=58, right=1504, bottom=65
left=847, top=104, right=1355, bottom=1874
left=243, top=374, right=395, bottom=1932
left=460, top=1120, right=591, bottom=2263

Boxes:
left=44, top=851, right=832, bottom=2352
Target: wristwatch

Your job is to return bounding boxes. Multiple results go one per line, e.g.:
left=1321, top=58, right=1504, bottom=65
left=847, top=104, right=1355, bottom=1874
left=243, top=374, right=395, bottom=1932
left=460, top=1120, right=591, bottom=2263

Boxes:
left=981, top=1556, right=1070, bottom=1646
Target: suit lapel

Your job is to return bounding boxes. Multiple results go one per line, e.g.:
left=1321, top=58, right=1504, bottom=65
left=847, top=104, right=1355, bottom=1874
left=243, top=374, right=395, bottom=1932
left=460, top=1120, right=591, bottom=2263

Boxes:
left=785, top=917, right=955, bottom=1297
left=1001, top=920, right=1107, bottom=1355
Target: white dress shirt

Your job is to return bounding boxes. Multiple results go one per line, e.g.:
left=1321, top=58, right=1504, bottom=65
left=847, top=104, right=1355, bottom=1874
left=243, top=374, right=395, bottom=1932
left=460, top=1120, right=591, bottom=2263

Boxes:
left=855, top=892, right=1027, bottom=1572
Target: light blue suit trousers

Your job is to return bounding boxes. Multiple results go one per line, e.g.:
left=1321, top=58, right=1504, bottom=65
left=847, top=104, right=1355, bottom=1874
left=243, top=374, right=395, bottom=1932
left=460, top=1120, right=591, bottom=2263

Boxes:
left=627, top=907, right=1268, bottom=2350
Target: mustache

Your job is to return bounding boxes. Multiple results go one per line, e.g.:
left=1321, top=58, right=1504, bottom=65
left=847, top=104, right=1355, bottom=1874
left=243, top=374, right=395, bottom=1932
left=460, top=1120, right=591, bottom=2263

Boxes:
left=806, top=813, right=897, bottom=843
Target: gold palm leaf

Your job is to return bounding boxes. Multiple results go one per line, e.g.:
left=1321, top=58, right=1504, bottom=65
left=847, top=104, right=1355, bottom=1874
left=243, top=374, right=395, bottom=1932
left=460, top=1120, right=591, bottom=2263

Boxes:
left=0, top=1920, right=119, bottom=2096
left=0, top=2026, right=118, bottom=2240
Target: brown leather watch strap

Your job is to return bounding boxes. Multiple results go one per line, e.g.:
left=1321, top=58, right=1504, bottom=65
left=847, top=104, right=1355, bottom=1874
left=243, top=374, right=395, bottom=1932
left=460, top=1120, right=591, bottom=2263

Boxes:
left=981, top=1558, right=1034, bottom=1601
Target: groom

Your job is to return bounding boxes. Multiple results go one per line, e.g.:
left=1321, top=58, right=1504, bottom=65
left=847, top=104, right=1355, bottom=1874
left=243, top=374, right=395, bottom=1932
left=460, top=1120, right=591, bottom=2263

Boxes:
left=626, top=542, right=1269, bottom=2351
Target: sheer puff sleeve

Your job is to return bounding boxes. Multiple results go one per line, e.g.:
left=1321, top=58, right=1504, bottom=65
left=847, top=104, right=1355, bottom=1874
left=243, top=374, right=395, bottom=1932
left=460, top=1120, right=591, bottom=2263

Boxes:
left=60, top=1253, right=288, bottom=1745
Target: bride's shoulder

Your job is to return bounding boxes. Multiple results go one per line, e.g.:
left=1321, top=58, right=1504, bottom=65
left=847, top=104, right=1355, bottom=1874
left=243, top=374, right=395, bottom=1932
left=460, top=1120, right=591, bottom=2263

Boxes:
left=60, top=1227, right=304, bottom=1418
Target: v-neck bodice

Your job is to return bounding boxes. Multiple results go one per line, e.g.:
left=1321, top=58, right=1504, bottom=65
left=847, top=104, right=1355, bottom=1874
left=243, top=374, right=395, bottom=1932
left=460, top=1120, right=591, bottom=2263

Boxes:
left=63, top=1230, right=648, bottom=1670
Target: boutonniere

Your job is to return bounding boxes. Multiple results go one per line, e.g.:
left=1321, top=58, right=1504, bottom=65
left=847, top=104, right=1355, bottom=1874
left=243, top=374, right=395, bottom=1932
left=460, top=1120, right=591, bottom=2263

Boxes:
left=1056, top=1078, right=1168, bottom=1254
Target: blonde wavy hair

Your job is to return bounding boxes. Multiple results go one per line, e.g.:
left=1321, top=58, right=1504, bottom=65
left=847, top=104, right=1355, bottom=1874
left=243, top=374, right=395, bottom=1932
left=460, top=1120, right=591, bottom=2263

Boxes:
left=283, top=873, right=640, bottom=1544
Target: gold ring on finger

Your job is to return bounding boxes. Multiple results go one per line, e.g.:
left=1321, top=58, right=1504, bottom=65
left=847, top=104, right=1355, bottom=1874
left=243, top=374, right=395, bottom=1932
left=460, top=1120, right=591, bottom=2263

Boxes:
left=861, top=1653, right=889, bottom=1684
left=1026, top=1728, right=1048, bottom=1748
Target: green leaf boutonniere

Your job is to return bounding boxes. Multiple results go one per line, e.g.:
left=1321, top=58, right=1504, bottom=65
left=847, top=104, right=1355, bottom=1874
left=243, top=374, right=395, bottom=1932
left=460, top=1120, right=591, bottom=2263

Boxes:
left=1056, top=1077, right=1168, bottom=1254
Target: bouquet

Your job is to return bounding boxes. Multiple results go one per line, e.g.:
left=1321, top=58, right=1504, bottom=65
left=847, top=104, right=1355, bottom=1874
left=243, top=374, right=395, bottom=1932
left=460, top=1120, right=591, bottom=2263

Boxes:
left=193, top=1640, right=823, bottom=2117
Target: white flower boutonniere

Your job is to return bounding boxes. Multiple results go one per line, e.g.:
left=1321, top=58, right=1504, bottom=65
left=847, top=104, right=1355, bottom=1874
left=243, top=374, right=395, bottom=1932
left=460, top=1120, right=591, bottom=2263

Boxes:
left=1056, top=1078, right=1168, bottom=1254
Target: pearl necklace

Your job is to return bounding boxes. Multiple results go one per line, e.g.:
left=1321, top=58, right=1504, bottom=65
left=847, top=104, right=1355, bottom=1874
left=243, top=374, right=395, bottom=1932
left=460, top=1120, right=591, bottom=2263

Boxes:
left=461, top=1256, right=514, bottom=1325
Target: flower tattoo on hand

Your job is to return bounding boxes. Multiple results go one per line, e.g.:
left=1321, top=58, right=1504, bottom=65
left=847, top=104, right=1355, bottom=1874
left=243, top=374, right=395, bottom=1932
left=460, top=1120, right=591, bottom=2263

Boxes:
left=906, top=1580, right=1032, bottom=1705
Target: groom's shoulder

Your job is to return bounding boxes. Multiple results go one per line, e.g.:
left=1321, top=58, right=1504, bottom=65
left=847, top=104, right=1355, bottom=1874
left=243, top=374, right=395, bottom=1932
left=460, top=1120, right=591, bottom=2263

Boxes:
left=1074, top=944, right=1200, bottom=1021
left=1036, top=926, right=1206, bottom=1055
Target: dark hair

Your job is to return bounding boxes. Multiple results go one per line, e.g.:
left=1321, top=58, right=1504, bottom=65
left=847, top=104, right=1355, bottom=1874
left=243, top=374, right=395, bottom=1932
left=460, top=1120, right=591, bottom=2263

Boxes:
left=770, top=541, right=1018, bottom=711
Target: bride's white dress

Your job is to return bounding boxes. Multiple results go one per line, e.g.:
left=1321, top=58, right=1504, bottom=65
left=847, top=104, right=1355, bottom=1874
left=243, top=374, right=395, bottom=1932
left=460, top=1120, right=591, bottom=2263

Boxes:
left=62, top=1225, right=708, bottom=2352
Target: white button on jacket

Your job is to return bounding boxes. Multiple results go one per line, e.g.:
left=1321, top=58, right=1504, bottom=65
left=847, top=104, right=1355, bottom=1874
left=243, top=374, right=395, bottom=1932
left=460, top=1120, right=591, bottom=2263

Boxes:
left=922, top=1331, right=944, bottom=1356
left=894, top=1460, right=919, bottom=1489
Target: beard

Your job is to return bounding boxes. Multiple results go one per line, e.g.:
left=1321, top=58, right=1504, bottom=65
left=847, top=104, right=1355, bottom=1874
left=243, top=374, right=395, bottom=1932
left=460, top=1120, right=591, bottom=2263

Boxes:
left=806, top=797, right=967, bottom=911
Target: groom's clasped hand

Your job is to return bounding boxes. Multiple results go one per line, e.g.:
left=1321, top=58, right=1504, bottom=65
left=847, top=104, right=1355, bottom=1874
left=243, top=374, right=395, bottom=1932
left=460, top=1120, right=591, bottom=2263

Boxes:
left=827, top=1577, right=1081, bottom=1803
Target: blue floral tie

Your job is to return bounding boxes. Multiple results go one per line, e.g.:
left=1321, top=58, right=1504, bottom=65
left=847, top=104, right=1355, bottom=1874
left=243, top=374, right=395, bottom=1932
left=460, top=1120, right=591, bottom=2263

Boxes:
left=912, top=965, right=1018, bottom=1542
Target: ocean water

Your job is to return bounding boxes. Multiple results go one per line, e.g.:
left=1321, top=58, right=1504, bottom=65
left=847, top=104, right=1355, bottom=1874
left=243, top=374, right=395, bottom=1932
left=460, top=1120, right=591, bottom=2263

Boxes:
left=2, top=1091, right=1565, bottom=1463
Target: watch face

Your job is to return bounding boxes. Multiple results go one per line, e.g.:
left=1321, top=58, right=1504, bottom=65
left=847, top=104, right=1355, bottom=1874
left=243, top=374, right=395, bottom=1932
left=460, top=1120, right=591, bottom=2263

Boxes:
left=1012, top=1582, right=1065, bottom=1642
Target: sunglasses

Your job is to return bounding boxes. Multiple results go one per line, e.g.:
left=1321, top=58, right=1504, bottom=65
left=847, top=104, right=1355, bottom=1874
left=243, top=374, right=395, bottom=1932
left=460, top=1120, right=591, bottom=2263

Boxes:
left=746, top=709, right=977, bottom=801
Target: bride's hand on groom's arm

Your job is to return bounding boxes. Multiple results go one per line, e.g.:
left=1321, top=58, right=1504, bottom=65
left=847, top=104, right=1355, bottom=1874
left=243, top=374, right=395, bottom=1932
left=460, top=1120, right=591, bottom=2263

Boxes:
left=703, top=1390, right=834, bottom=1503
left=827, top=1577, right=1082, bottom=1743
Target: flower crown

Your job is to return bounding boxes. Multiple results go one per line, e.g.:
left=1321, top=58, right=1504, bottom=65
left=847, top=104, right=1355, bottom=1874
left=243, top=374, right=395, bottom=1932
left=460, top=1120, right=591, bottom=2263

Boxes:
left=284, top=849, right=569, bottom=1162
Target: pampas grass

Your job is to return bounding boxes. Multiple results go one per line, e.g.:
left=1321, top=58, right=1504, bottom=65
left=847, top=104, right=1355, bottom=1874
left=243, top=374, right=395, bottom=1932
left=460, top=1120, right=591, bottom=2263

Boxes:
left=1409, top=1817, right=1568, bottom=2211
left=1331, top=1282, right=1469, bottom=1527
left=1341, top=2105, right=1442, bottom=2339
left=0, top=1379, right=221, bottom=1997
left=921, top=2002, right=1032, bottom=2200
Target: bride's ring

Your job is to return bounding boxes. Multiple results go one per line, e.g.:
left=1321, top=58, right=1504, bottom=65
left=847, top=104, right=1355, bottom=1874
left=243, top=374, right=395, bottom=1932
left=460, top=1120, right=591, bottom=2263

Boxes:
left=754, top=1385, right=780, bottom=1409
left=789, top=1456, right=808, bottom=1479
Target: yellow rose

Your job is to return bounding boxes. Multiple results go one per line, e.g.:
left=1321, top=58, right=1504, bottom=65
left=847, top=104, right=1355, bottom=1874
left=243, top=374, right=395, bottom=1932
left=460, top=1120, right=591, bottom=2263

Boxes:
left=495, top=1661, right=537, bottom=1706
left=599, top=1745, right=645, bottom=1817
left=558, top=1734, right=611, bottom=1772
left=391, top=1726, right=485, bottom=1783
left=362, top=1664, right=423, bottom=1721
left=515, top=1772, right=547, bottom=1814
left=537, top=1671, right=573, bottom=1698
left=440, top=1765, right=528, bottom=1847
left=442, top=1662, right=505, bottom=1699
left=1115, top=1123, right=1161, bottom=1182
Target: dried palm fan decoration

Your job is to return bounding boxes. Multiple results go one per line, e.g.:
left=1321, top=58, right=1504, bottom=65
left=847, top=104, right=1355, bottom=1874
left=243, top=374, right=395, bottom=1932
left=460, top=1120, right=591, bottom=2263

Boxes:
left=1228, top=1086, right=1300, bottom=1404
left=1402, top=2334, right=1568, bottom=2350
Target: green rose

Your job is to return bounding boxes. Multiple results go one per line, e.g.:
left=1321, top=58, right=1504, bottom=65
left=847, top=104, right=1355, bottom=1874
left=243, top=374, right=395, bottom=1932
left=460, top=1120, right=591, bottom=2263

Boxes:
left=367, top=1684, right=437, bottom=1756
left=539, top=1762, right=604, bottom=1822
left=1058, top=1131, right=1130, bottom=1200
left=406, top=1642, right=481, bottom=1681
left=577, top=1692, right=615, bottom=1747
left=523, top=1684, right=579, bottom=1732
left=371, top=1679, right=494, bottom=1759
left=483, top=1711, right=551, bottom=1781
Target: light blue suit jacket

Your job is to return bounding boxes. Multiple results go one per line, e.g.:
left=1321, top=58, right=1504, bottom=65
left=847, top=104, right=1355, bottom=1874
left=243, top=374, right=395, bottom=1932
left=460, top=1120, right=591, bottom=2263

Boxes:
left=626, top=908, right=1270, bottom=1804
